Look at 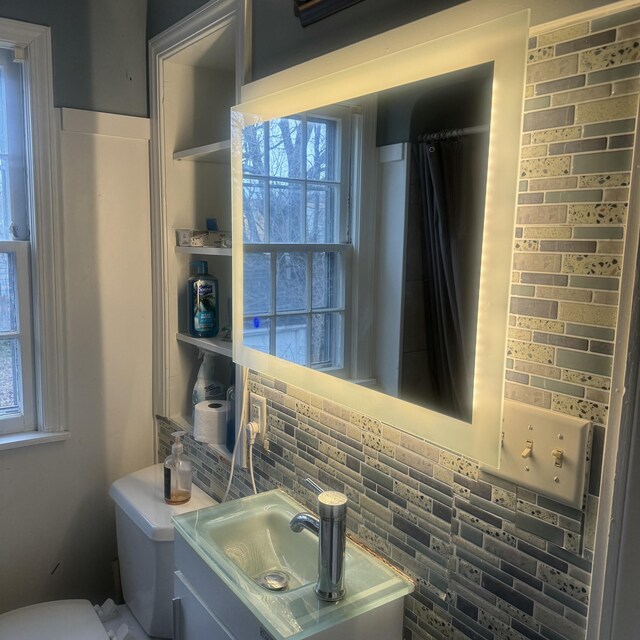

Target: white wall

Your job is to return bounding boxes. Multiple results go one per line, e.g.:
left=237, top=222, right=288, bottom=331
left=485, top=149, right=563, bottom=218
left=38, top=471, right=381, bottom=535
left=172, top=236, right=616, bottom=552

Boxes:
left=0, top=109, right=153, bottom=612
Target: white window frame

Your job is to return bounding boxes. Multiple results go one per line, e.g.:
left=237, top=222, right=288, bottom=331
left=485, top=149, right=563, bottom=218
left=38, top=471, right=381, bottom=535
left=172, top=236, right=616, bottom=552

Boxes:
left=242, top=105, right=355, bottom=375
left=0, top=18, right=65, bottom=441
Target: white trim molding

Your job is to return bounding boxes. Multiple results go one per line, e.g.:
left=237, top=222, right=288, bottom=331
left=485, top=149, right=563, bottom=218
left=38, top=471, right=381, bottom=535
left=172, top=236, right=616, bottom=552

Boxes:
left=59, top=108, right=150, bottom=140
left=587, top=64, right=640, bottom=640
left=0, top=430, right=70, bottom=452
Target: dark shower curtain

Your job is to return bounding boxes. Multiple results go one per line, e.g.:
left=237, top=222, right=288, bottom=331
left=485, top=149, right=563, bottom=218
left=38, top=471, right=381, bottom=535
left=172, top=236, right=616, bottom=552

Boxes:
left=413, top=136, right=476, bottom=421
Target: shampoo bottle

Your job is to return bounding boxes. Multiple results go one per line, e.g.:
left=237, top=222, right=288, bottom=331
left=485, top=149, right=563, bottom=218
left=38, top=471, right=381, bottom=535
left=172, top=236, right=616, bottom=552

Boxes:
left=164, top=431, right=192, bottom=504
left=188, top=260, right=219, bottom=338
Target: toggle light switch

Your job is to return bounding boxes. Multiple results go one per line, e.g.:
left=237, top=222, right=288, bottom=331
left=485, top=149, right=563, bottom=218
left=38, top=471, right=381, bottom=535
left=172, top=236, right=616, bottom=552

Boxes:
left=551, top=448, right=564, bottom=468
left=521, top=440, right=533, bottom=458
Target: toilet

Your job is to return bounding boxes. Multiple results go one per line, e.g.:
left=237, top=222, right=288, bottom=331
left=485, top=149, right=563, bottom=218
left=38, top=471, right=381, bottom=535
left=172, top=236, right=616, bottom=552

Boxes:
left=0, top=464, right=216, bottom=639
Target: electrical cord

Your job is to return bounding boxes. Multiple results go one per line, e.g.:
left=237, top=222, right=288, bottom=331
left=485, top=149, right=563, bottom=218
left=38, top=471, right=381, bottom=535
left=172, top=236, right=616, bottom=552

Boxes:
left=222, top=416, right=244, bottom=502
left=249, top=451, right=257, bottom=495
left=222, top=369, right=260, bottom=501
left=247, top=426, right=258, bottom=495
left=222, top=367, right=249, bottom=502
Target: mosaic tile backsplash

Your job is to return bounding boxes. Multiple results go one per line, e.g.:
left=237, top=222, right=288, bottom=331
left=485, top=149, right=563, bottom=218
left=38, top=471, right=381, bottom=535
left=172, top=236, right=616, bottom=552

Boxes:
left=159, top=8, right=640, bottom=640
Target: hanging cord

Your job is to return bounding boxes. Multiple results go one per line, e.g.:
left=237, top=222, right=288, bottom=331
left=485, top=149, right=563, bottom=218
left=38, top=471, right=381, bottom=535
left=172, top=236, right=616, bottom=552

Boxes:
left=222, top=417, right=244, bottom=502
left=248, top=437, right=258, bottom=495
left=222, top=367, right=258, bottom=501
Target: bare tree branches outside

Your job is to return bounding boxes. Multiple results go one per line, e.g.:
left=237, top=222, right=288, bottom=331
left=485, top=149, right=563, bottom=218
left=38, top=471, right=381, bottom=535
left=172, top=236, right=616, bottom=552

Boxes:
left=242, top=113, right=347, bottom=370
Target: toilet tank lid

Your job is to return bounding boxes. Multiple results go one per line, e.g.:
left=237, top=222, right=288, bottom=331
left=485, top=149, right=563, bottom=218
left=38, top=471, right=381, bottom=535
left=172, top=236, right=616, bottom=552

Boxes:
left=109, top=463, right=217, bottom=541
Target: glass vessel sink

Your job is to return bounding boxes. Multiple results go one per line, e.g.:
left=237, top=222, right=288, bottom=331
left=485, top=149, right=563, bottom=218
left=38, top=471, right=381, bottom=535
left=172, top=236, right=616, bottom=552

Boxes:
left=199, top=493, right=318, bottom=591
left=173, top=489, right=414, bottom=640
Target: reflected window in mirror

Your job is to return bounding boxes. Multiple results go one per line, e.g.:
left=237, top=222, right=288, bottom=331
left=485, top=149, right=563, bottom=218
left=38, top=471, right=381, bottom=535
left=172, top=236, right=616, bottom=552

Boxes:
left=242, top=106, right=358, bottom=373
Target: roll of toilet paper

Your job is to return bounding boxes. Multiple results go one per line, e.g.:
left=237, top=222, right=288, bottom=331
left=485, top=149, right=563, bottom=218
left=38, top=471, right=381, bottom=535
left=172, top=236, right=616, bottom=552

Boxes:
left=194, top=400, right=229, bottom=444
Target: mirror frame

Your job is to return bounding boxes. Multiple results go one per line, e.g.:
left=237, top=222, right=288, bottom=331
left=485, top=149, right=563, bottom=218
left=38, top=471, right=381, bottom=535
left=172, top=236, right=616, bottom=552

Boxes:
left=232, top=8, right=530, bottom=466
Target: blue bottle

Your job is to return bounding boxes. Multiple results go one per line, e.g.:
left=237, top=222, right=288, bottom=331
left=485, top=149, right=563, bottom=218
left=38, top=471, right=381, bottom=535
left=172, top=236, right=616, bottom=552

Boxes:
left=188, top=261, right=219, bottom=338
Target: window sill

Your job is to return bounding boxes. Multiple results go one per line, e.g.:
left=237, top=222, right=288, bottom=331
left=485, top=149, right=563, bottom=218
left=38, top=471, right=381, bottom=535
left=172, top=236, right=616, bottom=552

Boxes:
left=0, top=430, right=70, bottom=452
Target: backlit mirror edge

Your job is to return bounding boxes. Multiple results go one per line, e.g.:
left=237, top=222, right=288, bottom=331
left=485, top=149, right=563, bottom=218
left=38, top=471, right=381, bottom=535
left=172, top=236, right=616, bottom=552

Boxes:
left=232, top=9, right=531, bottom=466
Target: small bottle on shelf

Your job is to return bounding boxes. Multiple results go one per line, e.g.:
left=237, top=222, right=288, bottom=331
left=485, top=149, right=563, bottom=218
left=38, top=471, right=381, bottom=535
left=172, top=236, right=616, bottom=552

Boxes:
left=188, top=260, right=219, bottom=338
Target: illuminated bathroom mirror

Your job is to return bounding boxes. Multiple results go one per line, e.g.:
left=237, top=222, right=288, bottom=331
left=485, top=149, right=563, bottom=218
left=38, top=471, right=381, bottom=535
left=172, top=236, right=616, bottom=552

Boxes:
left=232, top=8, right=530, bottom=466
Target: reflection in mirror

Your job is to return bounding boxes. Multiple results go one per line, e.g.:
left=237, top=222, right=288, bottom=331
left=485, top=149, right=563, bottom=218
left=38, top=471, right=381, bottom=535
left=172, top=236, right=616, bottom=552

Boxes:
left=241, top=63, right=493, bottom=423
left=232, top=8, right=529, bottom=465
left=242, top=106, right=349, bottom=370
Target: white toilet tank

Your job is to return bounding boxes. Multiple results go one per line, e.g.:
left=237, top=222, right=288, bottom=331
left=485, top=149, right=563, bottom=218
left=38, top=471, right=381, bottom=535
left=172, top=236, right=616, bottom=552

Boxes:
left=109, top=463, right=216, bottom=638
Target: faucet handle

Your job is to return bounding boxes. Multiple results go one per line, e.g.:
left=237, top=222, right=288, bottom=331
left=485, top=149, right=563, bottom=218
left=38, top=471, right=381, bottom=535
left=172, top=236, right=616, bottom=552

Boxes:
left=303, top=477, right=348, bottom=518
left=304, top=477, right=325, bottom=495
left=318, top=490, right=348, bottom=519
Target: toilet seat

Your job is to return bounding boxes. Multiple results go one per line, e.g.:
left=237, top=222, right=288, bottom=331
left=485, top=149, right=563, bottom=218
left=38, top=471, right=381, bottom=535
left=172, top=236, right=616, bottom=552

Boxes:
left=0, top=599, right=109, bottom=639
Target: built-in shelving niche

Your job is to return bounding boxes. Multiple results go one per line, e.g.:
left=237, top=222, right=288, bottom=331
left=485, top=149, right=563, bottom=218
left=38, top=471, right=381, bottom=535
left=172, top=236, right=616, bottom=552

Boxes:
left=150, top=1, right=246, bottom=466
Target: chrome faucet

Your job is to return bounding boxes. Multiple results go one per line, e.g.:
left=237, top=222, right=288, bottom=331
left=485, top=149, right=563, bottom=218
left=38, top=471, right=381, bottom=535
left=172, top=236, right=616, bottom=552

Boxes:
left=290, top=478, right=348, bottom=602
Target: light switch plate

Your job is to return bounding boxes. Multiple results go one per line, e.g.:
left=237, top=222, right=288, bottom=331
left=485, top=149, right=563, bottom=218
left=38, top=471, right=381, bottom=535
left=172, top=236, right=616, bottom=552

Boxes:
left=481, top=400, right=591, bottom=508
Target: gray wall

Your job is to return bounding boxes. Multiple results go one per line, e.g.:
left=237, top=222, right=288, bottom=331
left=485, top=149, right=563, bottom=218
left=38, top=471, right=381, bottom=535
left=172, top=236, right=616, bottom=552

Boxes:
left=147, top=0, right=209, bottom=40
left=0, top=0, right=147, bottom=116
left=250, top=0, right=465, bottom=79
left=249, top=0, right=624, bottom=80
left=0, top=1, right=624, bottom=116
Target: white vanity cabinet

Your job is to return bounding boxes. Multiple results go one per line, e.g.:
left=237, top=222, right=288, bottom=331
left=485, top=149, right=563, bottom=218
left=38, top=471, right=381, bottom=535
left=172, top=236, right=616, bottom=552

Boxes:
left=173, top=571, right=235, bottom=640
left=173, top=531, right=260, bottom=640
left=149, top=0, right=247, bottom=464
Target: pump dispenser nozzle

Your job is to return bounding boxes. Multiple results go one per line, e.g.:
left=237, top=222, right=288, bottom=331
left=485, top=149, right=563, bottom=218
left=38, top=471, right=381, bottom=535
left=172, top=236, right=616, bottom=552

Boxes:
left=171, top=430, right=186, bottom=454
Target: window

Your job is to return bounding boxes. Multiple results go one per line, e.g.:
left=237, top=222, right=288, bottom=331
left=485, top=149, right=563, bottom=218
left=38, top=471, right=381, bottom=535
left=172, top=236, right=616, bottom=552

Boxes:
left=0, top=45, right=34, bottom=434
left=242, top=107, right=353, bottom=373
left=0, top=19, right=64, bottom=439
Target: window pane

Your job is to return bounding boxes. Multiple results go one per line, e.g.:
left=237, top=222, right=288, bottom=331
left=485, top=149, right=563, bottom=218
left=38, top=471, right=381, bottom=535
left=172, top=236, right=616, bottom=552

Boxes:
left=312, top=252, right=341, bottom=310
left=0, top=338, right=19, bottom=413
left=269, top=117, right=303, bottom=179
left=312, top=313, right=343, bottom=369
left=306, top=118, right=337, bottom=181
left=244, top=253, right=271, bottom=315
left=275, top=315, right=308, bottom=365
left=307, top=184, right=338, bottom=243
left=243, top=178, right=266, bottom=243
left=242, top=123, right=265, bottom=176
left=0, top=65, right=8, bottom=156
left=0, top=156, right=9, bottom=240
left=0, top=49, right=27, bottom=242
left=0, top=251, right=16, bottom=332
left=276, top=252, right=307, bottom=312
left=270, top=180, right=303, bottom=243
left=243, top=316, right=270, bottom=354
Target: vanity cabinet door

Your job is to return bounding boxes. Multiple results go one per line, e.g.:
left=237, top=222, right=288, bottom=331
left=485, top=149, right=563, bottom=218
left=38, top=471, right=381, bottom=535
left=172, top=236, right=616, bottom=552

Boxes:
left=174, top=570, right=237, bottom=640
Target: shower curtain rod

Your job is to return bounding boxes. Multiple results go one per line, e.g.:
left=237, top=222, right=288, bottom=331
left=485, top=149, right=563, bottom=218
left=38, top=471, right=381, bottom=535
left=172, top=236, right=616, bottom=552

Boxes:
left=419, top=124, right=489, bottom=142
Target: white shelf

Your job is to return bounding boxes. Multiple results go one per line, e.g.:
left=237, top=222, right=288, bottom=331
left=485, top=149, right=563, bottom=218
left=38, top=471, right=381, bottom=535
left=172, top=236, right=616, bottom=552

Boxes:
left=175, top=246, right=232, bottom=257
left=176, top=332, right=233, bottom=358
left=168, top=415, right=233, bottom=464
left=173, top=139, right=231, bottom=163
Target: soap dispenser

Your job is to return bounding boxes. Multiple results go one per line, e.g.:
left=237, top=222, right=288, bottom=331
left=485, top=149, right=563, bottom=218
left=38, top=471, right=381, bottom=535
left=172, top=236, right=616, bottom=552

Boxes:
left=164, top=431, right=192, bottom=504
